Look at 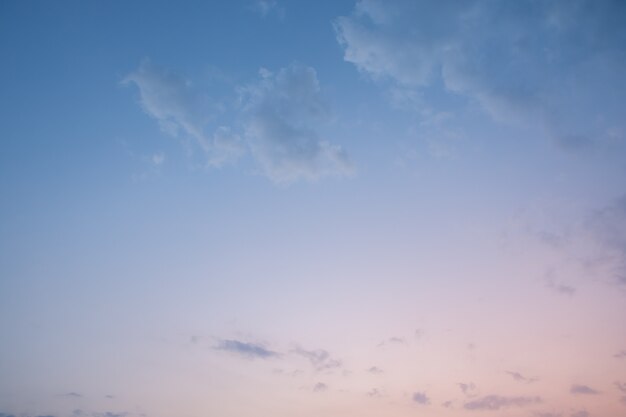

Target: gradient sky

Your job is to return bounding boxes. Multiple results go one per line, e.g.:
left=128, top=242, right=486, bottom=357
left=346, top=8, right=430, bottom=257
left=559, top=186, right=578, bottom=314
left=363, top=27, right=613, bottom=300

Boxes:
left=1, top=1, right=626, bottom=417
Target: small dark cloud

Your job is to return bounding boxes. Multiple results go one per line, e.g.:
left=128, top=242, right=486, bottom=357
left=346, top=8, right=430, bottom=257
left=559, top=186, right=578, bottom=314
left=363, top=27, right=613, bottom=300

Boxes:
left=535, top=413, right=562, bottom=417
left=105, top=395, right=114, bottom=399
left=412, top=392, right=430, bottom=405
left=616, top=382, right=626, bottom=393
left=0, top=413, right=17, bottom=417
left=61, top=392, right=82, bottom=398
left=442, top=400, right=453, bottom=408
left=458, top=382, right=477, bottom=396
left=506, top=370, right=538, bottom=383
left=570, top=384, right=600, bottom=395
left=570, top=411, right=589, bottom=417
left=215, top=339, right=280, bottom=359
left=292, top=347, right=341, bottom=371
left=464, top=395, right=541, bottom=410
left=614, top=350, right=626, bottom=358
left=367, top=366, right=383, bottom=375
left=313, top=382, right=327, bottom=393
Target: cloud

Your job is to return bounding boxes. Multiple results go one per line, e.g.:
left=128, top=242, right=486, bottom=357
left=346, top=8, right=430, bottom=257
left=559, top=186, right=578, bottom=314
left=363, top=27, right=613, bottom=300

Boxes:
left=544, top=278, right=576, bottom=296
left=251, top=0, right=285, bottom=19
left=126, top=61, right=350, bottom=183
left=240, top=64, right=353, bottom=183
left=313, top=382, right=328, bottom=392
left=616, top=382, right=626, bottom=393
left=464, top=395, right=541, bottom=410
left=535, top=413, right=562, bottom=417
left=570, top=411, right=589, bottom=417
left=506, top=370, right=538, bottom=383
left=367, top=366, right=383, bottom=375
left=62, top=392, right=83, bottom=398
left=123, top=61, right=244, bottom=167
left=214, top=339, right=280, bottom=359
left=412, top=391, right=430, bottom=405
left=615, top=350, right=626, bottom=358
left=292, top=347, right=342, bottom=371
left=458, top=382, right=477, bottom=397
left=570, top=384, right=600, bottom=395
left=335, top=0, right=626, bottom=150
left=366, top=388, right=382, bottom=398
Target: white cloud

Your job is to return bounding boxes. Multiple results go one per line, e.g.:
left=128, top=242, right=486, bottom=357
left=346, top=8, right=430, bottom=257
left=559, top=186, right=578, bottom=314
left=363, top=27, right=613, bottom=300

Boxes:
left=125, top=61, right=352, bottom=183
left=335, top=0, right=626, bottom=149
left=240, top=64, right=353, bottom=183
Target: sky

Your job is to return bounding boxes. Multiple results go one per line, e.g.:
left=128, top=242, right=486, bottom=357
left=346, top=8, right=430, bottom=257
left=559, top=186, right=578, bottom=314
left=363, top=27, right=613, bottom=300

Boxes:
left=1, top=1, right=626, bottom=416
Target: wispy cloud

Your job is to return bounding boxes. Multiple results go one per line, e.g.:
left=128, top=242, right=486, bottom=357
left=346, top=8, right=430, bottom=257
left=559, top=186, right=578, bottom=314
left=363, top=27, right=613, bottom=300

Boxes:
left=367, top=366, right=383, bottom=375
left=615, top=350, right=626, bottom=358
left=570, top=384, right=600, bottom=395
left=214, top=339, right=280, bottom=359
left=240, top=64, right=353, bottom=183
left=334, top=0, right=626, bottom=150
left=292, top=347, right=342, bottom=371
left=458, top=382, right=477, bottom=397
left=250, top=0, right=285, bottom=19
left=123, top=61, right=244, bottom=167
left=464, top=395, right=541, bottom=410
left=412, top=391, right=430, bottom=405
left=125, top=61, right=352, bottom=183
left=570, top=411, right=589, bottom=417
left=616, top=381, right=626, bottom=393
left=313, top=382, right=328, bottom=392
left=506, top=370, right=538, bottom=383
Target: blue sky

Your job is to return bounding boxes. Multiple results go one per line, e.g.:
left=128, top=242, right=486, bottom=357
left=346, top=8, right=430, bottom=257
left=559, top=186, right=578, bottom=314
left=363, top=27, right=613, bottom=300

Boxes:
left=1, top=1, right=626, bottom=417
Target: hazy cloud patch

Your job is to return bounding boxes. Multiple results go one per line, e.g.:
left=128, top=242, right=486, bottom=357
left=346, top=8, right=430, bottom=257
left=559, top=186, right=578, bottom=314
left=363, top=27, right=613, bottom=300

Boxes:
left=214, top=339, right=280, bottom=359
left=412, top=391, right=430, bottom=405
left=335, top=0, right=626, bottom=150
left=313, top=382, right=328, bottom=392
left=506, top=370, right=538, bottom=383
left=292, top=347, right=342, bottom=371
left=464, top=395, right=541, bottom=410
left=570, top=384, right=600, bottom=395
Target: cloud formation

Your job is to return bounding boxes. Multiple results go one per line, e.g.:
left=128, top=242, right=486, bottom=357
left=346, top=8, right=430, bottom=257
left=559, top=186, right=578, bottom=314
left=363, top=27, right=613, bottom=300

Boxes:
left=313, top=382, right=328, bottom=392
left=464, top=395, right=541, bottom=410
left=214, top=339, right=280, bottom=359
left=292, top=347, right=342, bottom=371
left=412, top=391, right=430, bottom=405
left=458, top=382, right=477, bottom=397
left=240, top=64, right=353, bottom=183
left=506, top=370, right=538, bottom=383
left=125, top=62, right=352, bottom=183
left=335, top=0, right=626, bottom=149
left=570, top=384, right=600, bottom=395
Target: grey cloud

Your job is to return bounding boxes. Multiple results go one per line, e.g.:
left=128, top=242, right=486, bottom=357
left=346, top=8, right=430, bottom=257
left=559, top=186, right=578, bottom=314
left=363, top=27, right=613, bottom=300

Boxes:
left=464, top=395, right=541, bottom=410
left=458, top=382, right=476, bottom=396
left=616, top=382, right=626, bottom=393
left=214, top=339, right=280, bottom=359
left=545, top=279, right=576, bottom=296
left=335, top=0, right=626, bottom=150
left=535, top=413, right=562, bottom=417
left=366, top=388, right=382, bottom=398
left=615, top=350, right=626, bottom=358
left=367, top=366, right=383, bottom=374
left=442, top=400, right=453, bottom=408
left=313, top=382, right=328, bottom=392
left=241, top=64, right=353, bottom=183
left=412, top=391, right=430, bottom=405
left=506, top=370, right=538, bottom=383
left=570, top=411, right=589, bottom=417
left=570, top=384, right=600, bottom=395
left=62, top=392, right=83, bottom=398
left=292, top=347, right=342, bottom=371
